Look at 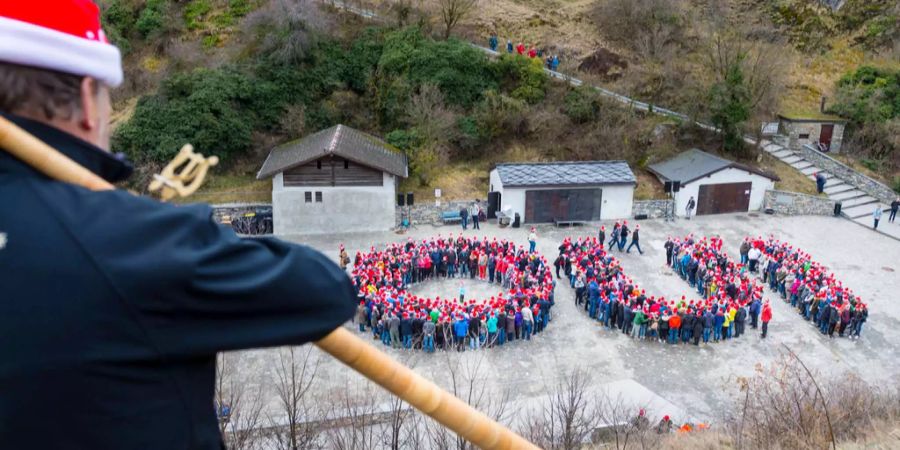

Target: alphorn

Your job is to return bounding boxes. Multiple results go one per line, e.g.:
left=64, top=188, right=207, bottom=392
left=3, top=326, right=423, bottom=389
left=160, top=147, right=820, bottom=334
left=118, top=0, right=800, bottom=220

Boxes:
left=0, top=115, right=540, bottom=450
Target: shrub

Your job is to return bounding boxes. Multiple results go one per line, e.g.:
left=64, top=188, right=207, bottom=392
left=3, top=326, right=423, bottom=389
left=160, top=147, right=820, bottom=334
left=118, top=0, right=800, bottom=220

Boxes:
left=114, top=68, right=277, bottom=163
left=563, top=86, right=601, bottom=123
left=493, top=55, right=548, bottom=104
left=100, top=0, right=137, bottom=52
left=471, top=90, right=526, bottom=142
left=184, top=0, right=213, bottom=31
left=135, top=0, right=168, bottom=38
left=832, top=66, right=900, bottom=124
left=378, top=27, right=497, bottom=108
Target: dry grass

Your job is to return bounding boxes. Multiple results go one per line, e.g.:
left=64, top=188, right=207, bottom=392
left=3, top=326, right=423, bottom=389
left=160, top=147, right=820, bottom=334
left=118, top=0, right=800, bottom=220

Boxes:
left=172, top=173, right=272, bottom=204
left=634, top=169, right=666, bottom=200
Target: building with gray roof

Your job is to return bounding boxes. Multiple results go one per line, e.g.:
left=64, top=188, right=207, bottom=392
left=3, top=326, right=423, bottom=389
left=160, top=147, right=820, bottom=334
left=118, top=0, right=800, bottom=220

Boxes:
left=647, top=149, right=777, bottom=217
left=488, top=161, right=636, bottom=224
left=257, top=125, right=408, bottom=235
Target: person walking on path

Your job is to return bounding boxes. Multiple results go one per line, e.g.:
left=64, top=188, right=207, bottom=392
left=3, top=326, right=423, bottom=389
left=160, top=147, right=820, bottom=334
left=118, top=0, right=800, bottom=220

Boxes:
left=626, top=225, right=644, bottom=255
left=528, top=228, right=538, bottom=253
left=873, top=205, right=883, bottom=229
left=506, top=39, right=513, bottom=53
left=488, top=33, right=498, bottom=52
left=761, top=300, right=773, bottom=339
left=459, top=205, right=469, bottom=230
left=890, top=198, right=899, bottom=223
left=470, top=201, right=481, bottom=230
left=618, top=222, right=629, bottom=252
left=685, top=196, right=696, bottom=220
left=815, top=172, right=827, bottom=194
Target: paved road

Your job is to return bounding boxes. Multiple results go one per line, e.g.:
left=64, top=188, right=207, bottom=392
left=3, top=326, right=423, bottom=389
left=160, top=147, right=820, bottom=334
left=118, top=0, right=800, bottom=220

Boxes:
left=231, top=214, right=900, bottom=426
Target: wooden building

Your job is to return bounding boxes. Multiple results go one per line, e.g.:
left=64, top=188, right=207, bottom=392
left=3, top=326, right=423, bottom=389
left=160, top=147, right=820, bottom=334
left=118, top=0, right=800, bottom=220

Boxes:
left=257, top=125, right=408, bottom=235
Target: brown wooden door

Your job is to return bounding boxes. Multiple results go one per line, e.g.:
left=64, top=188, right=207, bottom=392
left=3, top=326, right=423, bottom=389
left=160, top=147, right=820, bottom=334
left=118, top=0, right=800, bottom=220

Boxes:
left=819, top=124, right=834, bottom=151
left=696, top=182, right=752, bottom=215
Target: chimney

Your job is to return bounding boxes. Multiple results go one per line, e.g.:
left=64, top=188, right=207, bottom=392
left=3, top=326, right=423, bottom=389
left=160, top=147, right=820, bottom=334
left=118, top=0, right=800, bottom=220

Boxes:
left=820, top=96, right=827, bottom=113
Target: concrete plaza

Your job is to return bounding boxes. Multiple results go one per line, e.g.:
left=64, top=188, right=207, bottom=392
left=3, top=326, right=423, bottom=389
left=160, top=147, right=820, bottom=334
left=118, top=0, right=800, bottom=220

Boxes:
left=235, top=213, right=900, bottom=424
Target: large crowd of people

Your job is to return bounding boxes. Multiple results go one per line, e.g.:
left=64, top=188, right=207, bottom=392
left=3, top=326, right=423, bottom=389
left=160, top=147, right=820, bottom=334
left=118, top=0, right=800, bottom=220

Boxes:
left=664, top=235, right=772, bottom=338
left=741, top=237, right=868, bottom=339
left=346, top=236, right=555, bottom=352
left=556, top=234, right=770, bottom=346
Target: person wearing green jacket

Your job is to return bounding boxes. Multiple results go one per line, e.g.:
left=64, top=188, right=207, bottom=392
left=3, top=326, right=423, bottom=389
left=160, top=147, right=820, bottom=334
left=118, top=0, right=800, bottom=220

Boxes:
left=631, top=309, right=648, bottom=339
left=486, top=314, right=499, bottom=347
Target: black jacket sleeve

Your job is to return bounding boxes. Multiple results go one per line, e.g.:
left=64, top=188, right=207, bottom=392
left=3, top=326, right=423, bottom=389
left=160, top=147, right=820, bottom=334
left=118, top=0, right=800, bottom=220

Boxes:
left=56, top=187, right=356, bottom=359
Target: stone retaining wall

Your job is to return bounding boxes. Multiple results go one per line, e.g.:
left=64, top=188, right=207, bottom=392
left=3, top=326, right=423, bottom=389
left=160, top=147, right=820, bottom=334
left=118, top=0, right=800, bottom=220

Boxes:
left=396, top=200, right=477, bottom=226
left=397, top=199, right=676, bottom=226
left=800, top=144, right=897, bottom=204
left=632, top=199, right=673, bottom=219
left=212, top=203, right=272, bottom=224
left=762, top=190, right=836, bottom=216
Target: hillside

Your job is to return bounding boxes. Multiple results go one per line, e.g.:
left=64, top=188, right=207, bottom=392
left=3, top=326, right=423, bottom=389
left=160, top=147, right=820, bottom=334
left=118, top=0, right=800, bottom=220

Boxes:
left=99, top=0, right=899, bottom=201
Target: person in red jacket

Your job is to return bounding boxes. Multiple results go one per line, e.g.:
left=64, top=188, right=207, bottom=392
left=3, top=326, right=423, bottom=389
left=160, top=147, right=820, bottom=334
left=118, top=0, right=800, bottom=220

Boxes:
left=761, top=300, right=773, bottom=339
left=516, top=42, right=525, bottom=55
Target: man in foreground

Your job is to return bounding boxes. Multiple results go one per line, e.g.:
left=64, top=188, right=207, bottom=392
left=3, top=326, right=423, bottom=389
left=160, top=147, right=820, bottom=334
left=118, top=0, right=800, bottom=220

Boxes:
left=0, top=2, right=356, bottom=448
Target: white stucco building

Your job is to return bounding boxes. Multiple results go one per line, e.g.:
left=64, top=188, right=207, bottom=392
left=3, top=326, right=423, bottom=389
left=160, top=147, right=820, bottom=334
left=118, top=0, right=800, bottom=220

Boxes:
left=488, top=161, right=635, bottom=224
left=257, top=125, right=408, bottom=235
left=648, top=149, right=778, bottom=217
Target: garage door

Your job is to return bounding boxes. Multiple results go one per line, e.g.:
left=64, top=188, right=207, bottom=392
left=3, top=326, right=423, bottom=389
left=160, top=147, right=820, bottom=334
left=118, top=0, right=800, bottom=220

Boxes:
left=524, top=189, right=602, bottom=223
left=696, top=182, right=752, bottom=215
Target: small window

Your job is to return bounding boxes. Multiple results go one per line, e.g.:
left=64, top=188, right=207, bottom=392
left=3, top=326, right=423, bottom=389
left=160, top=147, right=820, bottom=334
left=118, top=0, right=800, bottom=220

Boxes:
left=304, top=192, right=312, bottom=203
left=344, top=160, right=350, bottom=169
left=798, top=133, right=810, bottom=139
left=315, top=191, right=323, bottom=203
left=316, top=160, right=322, bottom=169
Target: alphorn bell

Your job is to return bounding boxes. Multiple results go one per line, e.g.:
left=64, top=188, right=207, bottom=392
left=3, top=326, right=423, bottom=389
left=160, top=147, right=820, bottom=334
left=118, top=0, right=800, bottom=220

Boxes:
left=0, top=115, right=539, bottom=450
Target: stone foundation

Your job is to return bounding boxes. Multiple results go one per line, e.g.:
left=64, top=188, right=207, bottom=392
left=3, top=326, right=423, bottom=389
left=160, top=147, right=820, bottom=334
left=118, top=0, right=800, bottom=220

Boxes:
left=762, top=190, right=836, bottom=216
left=632, top=199, right=674, bottom=219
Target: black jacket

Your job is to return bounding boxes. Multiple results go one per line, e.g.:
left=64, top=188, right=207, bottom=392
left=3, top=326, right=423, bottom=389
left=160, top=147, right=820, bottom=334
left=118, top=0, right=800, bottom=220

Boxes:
left=0, top=114, right=356, bottom=449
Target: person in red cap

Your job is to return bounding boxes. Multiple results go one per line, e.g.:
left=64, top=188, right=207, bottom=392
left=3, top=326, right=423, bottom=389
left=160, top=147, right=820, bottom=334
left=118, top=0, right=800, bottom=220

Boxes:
left=0, top=2, right=358, bottom=449
left=761, top=300, right=773, bottom=338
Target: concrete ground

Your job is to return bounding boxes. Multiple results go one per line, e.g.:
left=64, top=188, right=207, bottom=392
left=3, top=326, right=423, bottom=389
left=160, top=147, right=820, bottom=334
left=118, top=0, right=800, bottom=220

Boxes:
left=234, top=213, right=900, bottom=424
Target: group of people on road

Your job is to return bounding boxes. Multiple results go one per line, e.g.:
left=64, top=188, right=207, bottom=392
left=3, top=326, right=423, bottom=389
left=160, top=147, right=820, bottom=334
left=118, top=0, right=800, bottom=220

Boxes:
left=741, top=237, right=868, bottom=339
left=598, top=220, right=644, bottom=255
left=664, top=234, right=773, bottom=339
left=557, top=235, right=770, bottom=346
left=346, top=236, right=555, bottom=352
left=488, top=33, right=560, bottom=71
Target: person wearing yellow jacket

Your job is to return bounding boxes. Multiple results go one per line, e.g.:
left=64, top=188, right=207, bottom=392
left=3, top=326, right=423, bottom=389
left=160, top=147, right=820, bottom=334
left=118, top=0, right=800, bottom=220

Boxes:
left=723, top=307, right=735, bottom=340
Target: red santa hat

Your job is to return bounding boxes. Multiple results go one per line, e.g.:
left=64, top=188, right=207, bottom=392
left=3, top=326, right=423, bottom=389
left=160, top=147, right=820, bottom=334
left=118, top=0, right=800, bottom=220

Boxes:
left=0, top=1, right=122, bottom=87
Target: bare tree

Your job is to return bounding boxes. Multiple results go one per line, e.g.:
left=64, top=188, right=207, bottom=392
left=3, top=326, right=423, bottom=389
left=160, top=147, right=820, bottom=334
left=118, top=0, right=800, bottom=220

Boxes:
left=437, top=0, right=477, bottom=39
left=703, top=31, right=788, bottom=132
left=520, top=370, right=599, bottom=450
left=241, top=0, right=329, bottom=64
left=405, top=84, right=459, bottom=146
left=214, top=353, right=265, bottom=450
left=324, top=384, right=381, bottom=450
left=270, top=346, right=321, bottom=450
left=424, top=353, right=511, bottom=450
left=592, top=0, right=690, bottom=60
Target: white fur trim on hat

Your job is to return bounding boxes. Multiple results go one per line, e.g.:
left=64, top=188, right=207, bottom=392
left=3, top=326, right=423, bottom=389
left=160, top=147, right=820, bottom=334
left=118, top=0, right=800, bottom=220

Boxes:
left=0, top=16, right=122, bottom=87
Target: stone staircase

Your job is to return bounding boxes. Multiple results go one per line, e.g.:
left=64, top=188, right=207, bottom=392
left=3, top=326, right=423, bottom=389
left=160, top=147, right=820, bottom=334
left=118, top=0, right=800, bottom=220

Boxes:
left=760, top=140, right=899, bottom=240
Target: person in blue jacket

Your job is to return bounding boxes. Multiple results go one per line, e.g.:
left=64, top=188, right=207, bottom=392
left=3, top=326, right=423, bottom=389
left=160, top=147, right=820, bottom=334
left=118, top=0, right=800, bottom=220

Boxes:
left=488, top=33, right=499, bottom=51
left=453, top=316, right=469, bottom=351
left=507, top=39, right=514, bottom=53
left=0, top=4, right=355, bottom=449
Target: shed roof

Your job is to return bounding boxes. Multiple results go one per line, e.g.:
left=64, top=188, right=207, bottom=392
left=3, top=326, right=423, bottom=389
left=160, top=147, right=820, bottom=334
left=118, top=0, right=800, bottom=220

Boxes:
left=647, top=148, right=778, bottom=184
left=777, top=112, right=846, bottom=123
left=257, top=125, right=408, bottom=179
left=494, top=161, right=636, bottom=188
